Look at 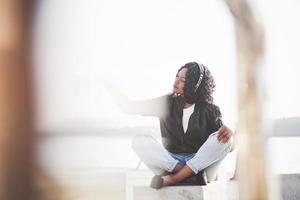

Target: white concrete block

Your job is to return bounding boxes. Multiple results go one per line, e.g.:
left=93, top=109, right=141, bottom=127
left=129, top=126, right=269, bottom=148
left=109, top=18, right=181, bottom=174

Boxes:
left=133, top=181, right=238, bottom=200
left=280, top=174, right=300, bottom=200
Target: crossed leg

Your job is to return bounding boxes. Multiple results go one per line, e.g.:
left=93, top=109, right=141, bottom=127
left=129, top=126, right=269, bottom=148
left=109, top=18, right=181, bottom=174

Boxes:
left=162, top=132, right=233, bottom=186
left=131, top=132, right=233, bottom=187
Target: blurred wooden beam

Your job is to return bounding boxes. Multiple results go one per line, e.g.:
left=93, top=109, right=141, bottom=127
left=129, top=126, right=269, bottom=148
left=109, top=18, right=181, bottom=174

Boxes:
left=224, top=0, right=278, bottom=200
left=0, top=0, right=36, bottom=199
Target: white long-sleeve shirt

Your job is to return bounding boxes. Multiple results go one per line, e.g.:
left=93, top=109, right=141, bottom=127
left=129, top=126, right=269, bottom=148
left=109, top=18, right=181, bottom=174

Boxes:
left=182, top=104, right=195, bottom=133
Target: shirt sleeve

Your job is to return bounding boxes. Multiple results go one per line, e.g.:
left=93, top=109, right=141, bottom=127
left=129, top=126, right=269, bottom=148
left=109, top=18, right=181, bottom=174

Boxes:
left=208, top=104, right=223, bottom=133
left=122, top=95, right=169, bottom=118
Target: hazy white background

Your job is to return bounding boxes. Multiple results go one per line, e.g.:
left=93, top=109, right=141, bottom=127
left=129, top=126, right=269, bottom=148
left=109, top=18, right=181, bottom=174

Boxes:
left=33, top=0, right=300, bottom=173
left=33, top=0, right=300, bottom=130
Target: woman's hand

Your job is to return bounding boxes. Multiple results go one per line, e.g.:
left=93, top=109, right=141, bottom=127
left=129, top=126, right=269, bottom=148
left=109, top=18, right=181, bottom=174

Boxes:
left=217, top=125, right=233, bottom=143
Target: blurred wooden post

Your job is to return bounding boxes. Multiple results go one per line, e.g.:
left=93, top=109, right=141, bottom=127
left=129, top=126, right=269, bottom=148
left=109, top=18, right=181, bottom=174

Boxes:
left=0, top=0, right=36, bottom=199
left=225, top=0, right=278, bottom=200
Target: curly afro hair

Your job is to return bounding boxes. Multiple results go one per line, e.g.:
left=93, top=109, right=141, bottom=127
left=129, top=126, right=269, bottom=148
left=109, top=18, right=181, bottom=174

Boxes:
left=176, top=62, right=216, bottom=104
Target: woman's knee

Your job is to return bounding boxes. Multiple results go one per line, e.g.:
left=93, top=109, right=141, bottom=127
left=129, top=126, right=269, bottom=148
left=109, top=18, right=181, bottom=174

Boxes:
left=225, top=137, right=234, bottom=151
left=211, top=132, right=234, bottom=150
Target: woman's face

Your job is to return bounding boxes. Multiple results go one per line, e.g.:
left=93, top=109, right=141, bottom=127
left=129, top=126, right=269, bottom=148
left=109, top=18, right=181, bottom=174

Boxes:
left=172, top=68, right=187, bottom=95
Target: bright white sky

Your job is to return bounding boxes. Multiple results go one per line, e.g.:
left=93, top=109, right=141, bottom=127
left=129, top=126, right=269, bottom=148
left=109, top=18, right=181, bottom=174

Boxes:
left=33, top=0, right=300, bottom=131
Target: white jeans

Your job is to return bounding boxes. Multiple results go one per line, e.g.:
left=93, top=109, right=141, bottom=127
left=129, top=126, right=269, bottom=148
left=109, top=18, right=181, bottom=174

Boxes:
left=132, top=131, right=233, bottom=183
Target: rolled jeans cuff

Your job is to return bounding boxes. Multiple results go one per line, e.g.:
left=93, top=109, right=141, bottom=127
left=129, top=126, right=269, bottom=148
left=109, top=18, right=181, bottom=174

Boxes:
left=167, top=160, right=179, bottom=172
left=186, top=161, right=199, bottom=174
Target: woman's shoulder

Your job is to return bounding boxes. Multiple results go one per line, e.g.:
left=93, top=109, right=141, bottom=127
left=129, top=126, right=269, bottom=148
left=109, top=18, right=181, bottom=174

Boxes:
left=200, top=103, right=221, bottom=116
left=199, top=102, right=220, bottom=110
left=208, top=103, right=221, bottom=111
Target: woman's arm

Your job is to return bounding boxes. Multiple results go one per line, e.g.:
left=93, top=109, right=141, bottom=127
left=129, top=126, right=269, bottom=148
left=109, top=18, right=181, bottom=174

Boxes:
left=104, top=80, right=168, bottom=117
left=208, top=104, right=233, bottom=143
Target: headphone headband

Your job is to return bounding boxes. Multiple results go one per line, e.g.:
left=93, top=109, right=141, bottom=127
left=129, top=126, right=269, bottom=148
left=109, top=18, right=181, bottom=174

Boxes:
left=194, top=63, right=204, bottom=92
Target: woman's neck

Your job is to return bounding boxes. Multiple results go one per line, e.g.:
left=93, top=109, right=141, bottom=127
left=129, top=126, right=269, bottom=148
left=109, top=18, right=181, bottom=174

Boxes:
left=183, top=102, right=194, bottom=109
